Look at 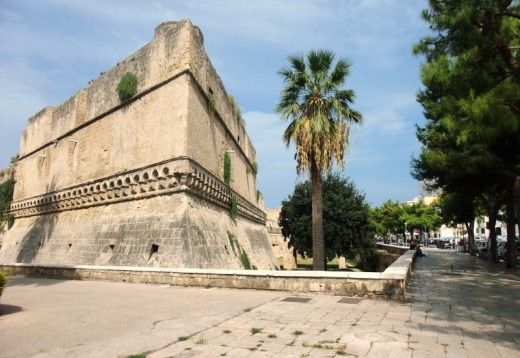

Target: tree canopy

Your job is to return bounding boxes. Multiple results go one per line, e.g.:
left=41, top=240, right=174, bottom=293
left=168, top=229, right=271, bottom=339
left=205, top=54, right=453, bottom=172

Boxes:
left=279, top=174, right=375, bottom=263
left=275, top=49, right=362, bottom=270
left=412, top=0, right=520, bottom=265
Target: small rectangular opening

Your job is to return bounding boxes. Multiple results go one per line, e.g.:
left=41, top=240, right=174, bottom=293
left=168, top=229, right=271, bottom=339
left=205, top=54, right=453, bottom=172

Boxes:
left=151, top=244, right=159, bottom=254
left=148, top=244, right=159, bottom=263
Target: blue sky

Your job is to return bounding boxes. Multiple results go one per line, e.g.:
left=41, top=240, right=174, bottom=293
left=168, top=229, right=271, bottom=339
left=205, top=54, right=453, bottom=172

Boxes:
left=0, top=0, right=430, bottom=208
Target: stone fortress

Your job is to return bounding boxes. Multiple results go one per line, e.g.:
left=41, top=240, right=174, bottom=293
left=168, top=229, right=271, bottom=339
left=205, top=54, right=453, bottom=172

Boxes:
left=0, top=19, right=278, bottom=270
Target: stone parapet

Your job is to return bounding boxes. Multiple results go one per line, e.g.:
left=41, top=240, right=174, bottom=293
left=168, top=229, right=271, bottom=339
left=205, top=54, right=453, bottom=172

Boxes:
left=7, top=157, right=265, bottom=225
left=0, top=250, right=416, bottom=300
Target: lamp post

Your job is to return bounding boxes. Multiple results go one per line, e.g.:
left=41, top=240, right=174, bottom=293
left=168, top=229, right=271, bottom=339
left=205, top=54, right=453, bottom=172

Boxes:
left=405, top=222, right=408, bottom=244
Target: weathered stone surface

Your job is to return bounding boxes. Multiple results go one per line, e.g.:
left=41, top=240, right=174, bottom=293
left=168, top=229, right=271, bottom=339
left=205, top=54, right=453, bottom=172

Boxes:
left=0, top=19, right=276, bottom=269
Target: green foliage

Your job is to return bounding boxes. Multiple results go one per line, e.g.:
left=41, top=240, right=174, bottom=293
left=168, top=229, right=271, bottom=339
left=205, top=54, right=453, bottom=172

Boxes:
left=126, top=355, right=145, bottom=358
left=412, top=2, right=520, bottom=208
left=256, top=190, right=263, bottom=203
left=208, top=90, right=216, bottom=112
left=412, top=1, right=520, bottom=264
left=370, top=200, right=405, bottom=238
left=240, top=250, right=252, bottom=269
left=10, top=154, right=18, bottom=164
left=279, top=174, right=375, bottom=262
left=224, top=152, right=231, bottom=187
left=275, top=49, right=363, bottom=270
left=227, top=231, right=236, bottom=254
left=251, top=327, right=262, bottom=335
left=0, top=270, right=9, bottom=288
left=178, top=336, right=190, bottom=341
left=252, top=161, right=258, bottom=175
left=116, top=72, right=138, bottom=102
left=0, top=179, right=15, bottom=230
left=229, top=197, right=238, bottom=221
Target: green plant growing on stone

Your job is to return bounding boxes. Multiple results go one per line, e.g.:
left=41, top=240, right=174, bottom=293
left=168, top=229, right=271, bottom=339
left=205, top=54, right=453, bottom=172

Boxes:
left=10, top=154, right=18, bottom=164
left=208, top=90, right=216, bottom=113
left=256, top=190, right=263, bottom=203
left=227, top=231, right=236, bottom=254
left=116, top=72, right=138, bottom=102
left=252, top=161, right=258, bottom=175
left=229, top=197, right=238, bottom=221
left=223, top=152, right=231, bottom=187
left=241, top=250, right=252, bottom=270
left=229, top=95, right=241, bottom=118
left=251, top=327, right=262, bottom=335
left=178, top=336, right=190, bottom=341
left=0, top=179, right=15, bottom=230
left=268, top=334, right=277, bottom=339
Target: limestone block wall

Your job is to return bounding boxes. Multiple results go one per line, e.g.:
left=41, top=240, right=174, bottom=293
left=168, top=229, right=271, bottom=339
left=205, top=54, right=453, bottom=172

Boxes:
left=1, top=18, right=273, bottom=269
left=0, top=194, right=277, bottom=270
left=265, top=208, right=296, bottom=269
left=14, top=18, right=258, bottom=204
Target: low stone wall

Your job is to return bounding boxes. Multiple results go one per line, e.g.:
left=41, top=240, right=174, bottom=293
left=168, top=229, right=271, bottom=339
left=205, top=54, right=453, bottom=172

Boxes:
left=0, top=250, right=416, bottom=300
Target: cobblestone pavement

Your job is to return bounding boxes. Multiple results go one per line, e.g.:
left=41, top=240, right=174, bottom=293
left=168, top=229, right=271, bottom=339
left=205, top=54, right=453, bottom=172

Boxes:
left=1, top=249, right=519, bottom=357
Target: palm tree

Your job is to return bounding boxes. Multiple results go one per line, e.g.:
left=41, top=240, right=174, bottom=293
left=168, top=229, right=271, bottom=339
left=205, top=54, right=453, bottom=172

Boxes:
left=275, top=49, right=362, bottom=270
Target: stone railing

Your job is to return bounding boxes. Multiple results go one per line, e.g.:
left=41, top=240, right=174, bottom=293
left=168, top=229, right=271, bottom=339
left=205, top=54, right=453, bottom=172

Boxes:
left=0, top=250, right=416, bottom=300
left=8, top=157, right=266, bottom=224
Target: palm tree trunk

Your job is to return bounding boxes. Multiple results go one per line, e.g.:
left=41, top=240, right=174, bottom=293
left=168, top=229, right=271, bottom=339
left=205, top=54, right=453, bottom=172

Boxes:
left=311, top=160, right=325, bottom=271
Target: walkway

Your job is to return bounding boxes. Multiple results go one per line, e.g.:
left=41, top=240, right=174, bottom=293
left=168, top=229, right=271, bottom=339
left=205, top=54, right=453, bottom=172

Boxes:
left=1, top=249, right=519, bottom=357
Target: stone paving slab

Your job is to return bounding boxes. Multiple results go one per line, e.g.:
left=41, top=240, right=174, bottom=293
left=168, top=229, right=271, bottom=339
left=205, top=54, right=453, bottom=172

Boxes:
left=1, top=249, right=519, bottom=357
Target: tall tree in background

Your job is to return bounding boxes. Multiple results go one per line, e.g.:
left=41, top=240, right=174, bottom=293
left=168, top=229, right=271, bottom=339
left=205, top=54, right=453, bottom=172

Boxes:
left=412, top=0, right=520, bottom=266
left=275, top=50, right=362, bottom=270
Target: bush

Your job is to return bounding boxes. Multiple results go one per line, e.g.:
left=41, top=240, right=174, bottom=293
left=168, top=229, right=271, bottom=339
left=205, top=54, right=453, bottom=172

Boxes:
left=116, top=72, right=138, bottom=102
left=0, top=271, right=9, bottom=298
left=0, top=271, right=8, bottom=286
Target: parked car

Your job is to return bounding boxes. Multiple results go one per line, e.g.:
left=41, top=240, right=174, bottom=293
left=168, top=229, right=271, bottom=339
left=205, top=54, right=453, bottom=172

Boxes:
left=474, top=239, right=488, bottom=257
left=498, top=239, right=520, bottom=261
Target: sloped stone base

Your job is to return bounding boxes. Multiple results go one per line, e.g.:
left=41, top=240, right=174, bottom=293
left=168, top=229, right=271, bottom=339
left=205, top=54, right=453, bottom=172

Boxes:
left=0, top=193, right=278, bottom=270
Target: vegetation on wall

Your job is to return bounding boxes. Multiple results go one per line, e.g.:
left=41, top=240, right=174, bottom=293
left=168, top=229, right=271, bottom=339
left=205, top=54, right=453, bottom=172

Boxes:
left=0, top=179, right=15, bottom=230
left=252, top=161, right=258, bottom=175
left=116, top=72, right=138, bottom=102
left=10, top=154, right=18, bottom=164
left=227, top=231, right=236, bottom=254
left=256, top=190, right=263, bottom=203
left=240, top=250, right=252, bottom=270
left=229, top=95, right=246, bottom=127
left=223, top=152, right=231, bottom=187
left=230, top=197, right=238, bottom=221
left=207, top=90, right=216, bottom=113
left=226, top=231, right=255, bottom=270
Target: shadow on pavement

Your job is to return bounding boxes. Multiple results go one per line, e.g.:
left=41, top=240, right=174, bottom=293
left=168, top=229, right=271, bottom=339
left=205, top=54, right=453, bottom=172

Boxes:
left=0, top=303, right=23, bottom=316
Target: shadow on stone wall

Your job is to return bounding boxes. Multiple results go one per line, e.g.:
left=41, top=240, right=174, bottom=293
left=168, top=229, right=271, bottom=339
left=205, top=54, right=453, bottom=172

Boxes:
left=16, top=177, right=58, bottom=263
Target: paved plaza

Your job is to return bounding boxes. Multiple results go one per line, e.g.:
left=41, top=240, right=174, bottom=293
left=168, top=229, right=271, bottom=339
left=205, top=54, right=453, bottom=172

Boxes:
left=1, top=249, right=519, bottom=357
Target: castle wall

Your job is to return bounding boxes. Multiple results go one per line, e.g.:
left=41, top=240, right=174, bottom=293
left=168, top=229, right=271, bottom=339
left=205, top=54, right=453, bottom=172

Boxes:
left=14, top=78, right=189, bottom=200
left=14, top=18, right=257, bottom=204
left=1, top=194, right=276, bottom=269
left=1, top=19, right=275, bottom=270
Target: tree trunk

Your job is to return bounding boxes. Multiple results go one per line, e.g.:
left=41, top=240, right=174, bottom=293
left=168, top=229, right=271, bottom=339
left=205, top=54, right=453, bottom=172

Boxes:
left=486, top=196, right=499, bottom=263
left=311, top=160, right=325, bottom=271
left=506, top=196, right=517, bottom=269
left=465, top=221, right=475, bottom=255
